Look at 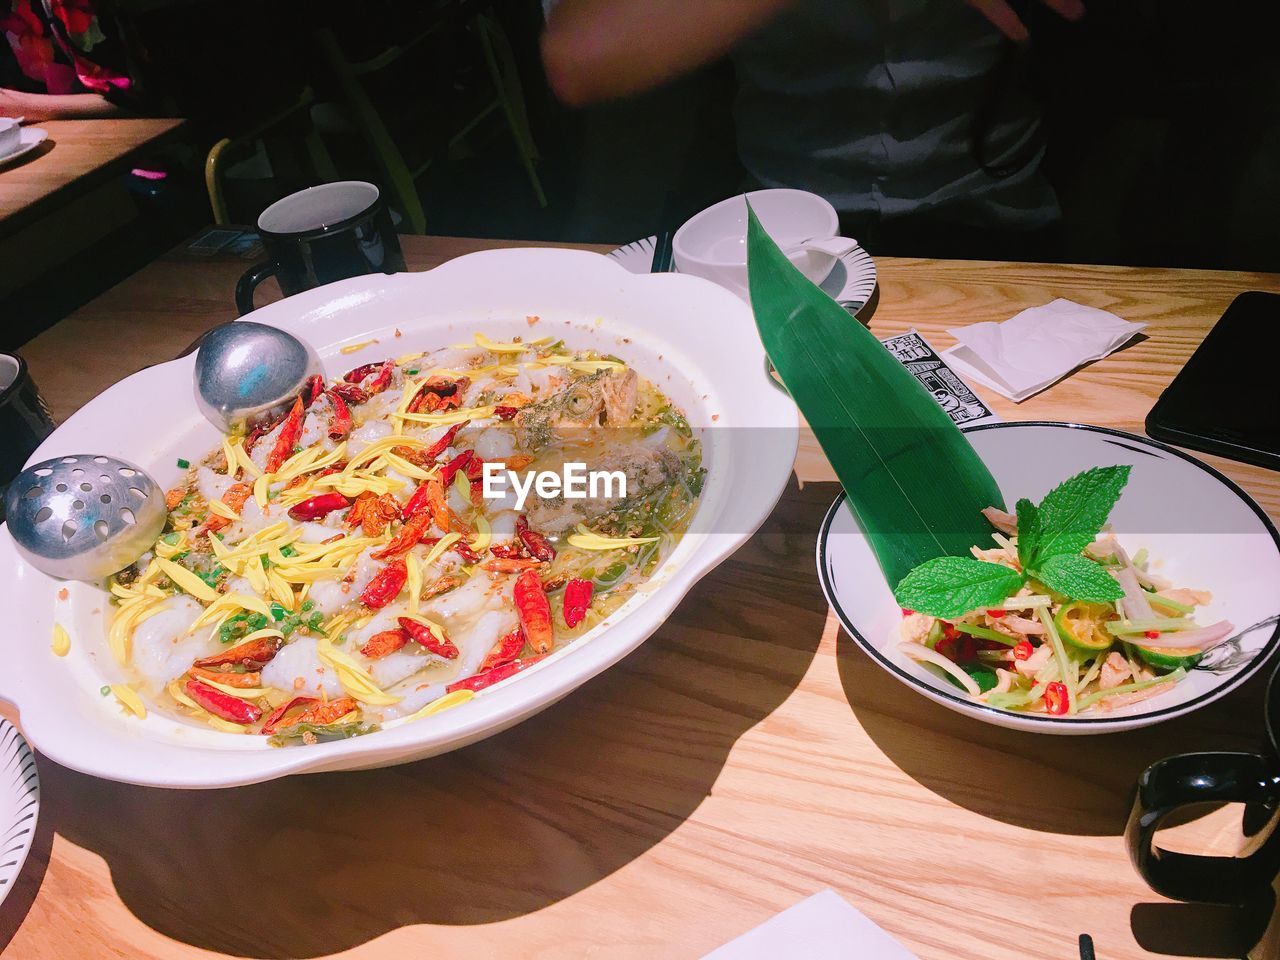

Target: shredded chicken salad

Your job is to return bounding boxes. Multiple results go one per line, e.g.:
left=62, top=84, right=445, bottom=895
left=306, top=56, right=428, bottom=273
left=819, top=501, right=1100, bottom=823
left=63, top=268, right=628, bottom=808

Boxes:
left=102, top=332, right=704, bottom=745
left=894, top=466, right=1233, bottom=717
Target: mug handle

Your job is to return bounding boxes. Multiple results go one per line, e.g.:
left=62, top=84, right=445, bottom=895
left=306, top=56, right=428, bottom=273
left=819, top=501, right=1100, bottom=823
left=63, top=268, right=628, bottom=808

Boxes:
left=235, top=262, right=276, bottom=316
left=1126, top=751, right=1279, bottom=904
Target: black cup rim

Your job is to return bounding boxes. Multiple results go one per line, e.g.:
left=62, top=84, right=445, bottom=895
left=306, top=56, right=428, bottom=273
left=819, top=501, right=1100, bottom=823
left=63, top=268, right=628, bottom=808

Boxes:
left=255, top=181, right=383, bottom=242
left=0, top=351, right=31, bottom=407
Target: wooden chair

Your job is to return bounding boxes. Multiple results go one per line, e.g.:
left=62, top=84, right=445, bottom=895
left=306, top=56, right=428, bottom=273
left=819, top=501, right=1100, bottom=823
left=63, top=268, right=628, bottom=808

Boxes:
left=313, top=8, right=547, bottom=236
left=203, top=87, right=339, bottom=225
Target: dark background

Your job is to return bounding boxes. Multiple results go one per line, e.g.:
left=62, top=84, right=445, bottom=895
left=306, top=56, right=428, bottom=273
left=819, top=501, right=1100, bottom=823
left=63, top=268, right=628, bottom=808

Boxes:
left=5, top=0, right=1280, bottom=347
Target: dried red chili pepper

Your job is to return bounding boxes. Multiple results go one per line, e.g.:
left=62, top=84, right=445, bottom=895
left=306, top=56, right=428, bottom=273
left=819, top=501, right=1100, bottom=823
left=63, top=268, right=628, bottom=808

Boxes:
left=483, top=558, right=543, bottom=573
left=264, top=397, right=306, bottom=473
left=361, top=629, right=410, bottom=660
left=516, top=515, right=556, bottom=562
left=188, top=666, right=261, bottom=688
left=302, top=374, right=326, bottom=407
left=562, top=578, right=593, bottom=628
left=185, top=679, right=262, bottom=725
left=287, top=492, right=351, bottom=522
left=451, top=540, right=482, bottom=564
left=361, top=559, right=408, bottom=608
left=513, top=569, right=554, bottom=653
left=445, top=655, right=547, bottom=694
left=423, top=421, right=467, bottom=460
left=260, top=696, right=317, bottom=735
left=373, top=513, right=433, bottom=559
left=327, top=389, right=352, bottom=439
left=493, top=406, right=519, bottom=421
left=488, top=541, right=525, bottom=560
left=438, top=450, right=474, bottom=486
left=477, top=629, right=525, bottom=673
left=275, top=697, right=358, bottom=730
left=193, top=634, right=282, bottom=669
left=330, top=381, right=370, bottom=405
left=366, top=360, right=395, bottom=395
left=398, top=617, right=459, bottom=659
left=342, top=361, right=386, bottom=383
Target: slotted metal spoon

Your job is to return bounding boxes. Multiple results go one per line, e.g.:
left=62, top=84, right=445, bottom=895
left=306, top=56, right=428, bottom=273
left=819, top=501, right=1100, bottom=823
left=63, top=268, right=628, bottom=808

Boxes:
left=3, top=455, right=166, bottom=581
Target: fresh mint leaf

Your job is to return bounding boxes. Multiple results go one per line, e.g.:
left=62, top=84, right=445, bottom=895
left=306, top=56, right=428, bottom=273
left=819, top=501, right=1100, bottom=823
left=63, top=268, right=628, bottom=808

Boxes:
left=1031, top=465, right=1131, bottom=563
left=894, top=556, right=1025, bottom=619
left=1015, top=497, right=1041, bottom=571
left=1033, top=553, right=1124, bottom=602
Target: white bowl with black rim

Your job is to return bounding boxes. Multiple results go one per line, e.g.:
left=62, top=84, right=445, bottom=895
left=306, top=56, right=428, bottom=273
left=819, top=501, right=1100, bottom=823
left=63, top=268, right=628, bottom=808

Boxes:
left=818, top=421, right=1280, bottom=734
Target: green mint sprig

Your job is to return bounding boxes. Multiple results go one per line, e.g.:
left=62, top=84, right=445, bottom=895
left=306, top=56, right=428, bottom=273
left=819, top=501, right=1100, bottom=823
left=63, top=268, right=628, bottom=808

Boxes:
left=893, top=465, right=1132, bottom=617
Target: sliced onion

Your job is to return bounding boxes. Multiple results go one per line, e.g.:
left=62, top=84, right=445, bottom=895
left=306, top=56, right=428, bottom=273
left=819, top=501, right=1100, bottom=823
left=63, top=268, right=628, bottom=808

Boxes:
left=1131, top=620, right=1235, bottom=650
left=898, top=642, right=981, bottom=696
left=1113, top=566, right=1156, bottom=621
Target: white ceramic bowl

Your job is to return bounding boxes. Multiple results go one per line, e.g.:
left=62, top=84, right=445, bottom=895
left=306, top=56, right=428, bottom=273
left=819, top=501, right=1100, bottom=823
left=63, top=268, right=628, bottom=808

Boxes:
left=0, top=118, right=21, bottom=158
left=673, top=189, right=852, bottom=298
left=819, top=422, right=1280, bottom=734
left=0, top=248, right=798, bottom=788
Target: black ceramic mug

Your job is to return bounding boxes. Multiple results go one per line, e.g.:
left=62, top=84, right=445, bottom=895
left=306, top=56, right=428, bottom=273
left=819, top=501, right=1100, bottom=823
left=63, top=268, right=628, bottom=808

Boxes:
left=1127, top=663, right=1280, bottom=917
left=235, top=181, right=406, bottom=315
left=0, top=352, right=56, bottom=520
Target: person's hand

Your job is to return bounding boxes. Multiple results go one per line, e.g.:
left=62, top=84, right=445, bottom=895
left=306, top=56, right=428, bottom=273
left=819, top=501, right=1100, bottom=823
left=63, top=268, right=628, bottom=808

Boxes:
left=965, top=0, right=1085, bottom=43
left=542, top=0, right=793, bottom=106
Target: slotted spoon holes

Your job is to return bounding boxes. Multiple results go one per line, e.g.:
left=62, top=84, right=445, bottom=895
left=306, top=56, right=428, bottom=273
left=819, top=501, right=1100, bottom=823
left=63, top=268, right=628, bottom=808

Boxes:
left=117, top=467, right=136, bottom=479
left=93, top=520, right=109, bottom=542
left=119, top=507, right=136, bottom=525
left=127, top=486, right=147, bottom=501
left=60, top=520, right=76, bottom=541
left=22, top=486, right=41, bottom=500
left=33, top=506, right=52, bottom=523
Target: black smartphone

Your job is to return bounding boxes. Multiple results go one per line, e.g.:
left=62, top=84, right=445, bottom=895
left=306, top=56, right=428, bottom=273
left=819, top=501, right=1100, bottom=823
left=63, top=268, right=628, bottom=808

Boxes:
left=1146, top=291, right=1280, bottom=471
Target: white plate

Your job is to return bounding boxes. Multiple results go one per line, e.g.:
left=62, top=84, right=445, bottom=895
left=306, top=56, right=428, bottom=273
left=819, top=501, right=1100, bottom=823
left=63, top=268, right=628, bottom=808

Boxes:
left=0, top=247, right=798, bottom=788
left=610, top=235, right=878, bottom=316
left=0, top=127, right=48, bottom=168
left=0, top=720, right=38, bottom=906
left=818, top=421, right=1280, bottom=734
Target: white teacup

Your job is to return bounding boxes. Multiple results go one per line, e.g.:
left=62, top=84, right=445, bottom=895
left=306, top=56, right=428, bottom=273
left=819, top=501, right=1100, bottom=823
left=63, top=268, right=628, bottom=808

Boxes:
left=673, top=188, right=857, bottom=299
left=0, top=118, right=21, bottom=158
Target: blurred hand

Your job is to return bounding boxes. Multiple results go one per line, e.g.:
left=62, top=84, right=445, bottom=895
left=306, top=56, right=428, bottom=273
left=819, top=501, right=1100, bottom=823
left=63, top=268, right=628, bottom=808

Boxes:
left=542, top=0, right=1086, bottom=107
left=964, top=0, right=1085, bottom=42
left=542, top=0, right=793, bottom=106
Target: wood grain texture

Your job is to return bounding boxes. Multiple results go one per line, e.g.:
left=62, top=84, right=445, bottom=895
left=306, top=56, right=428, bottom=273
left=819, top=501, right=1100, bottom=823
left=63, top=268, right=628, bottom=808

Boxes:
left=0, top=119, right=185, bottom=234
left=5, top=234, right=1280, bottom=959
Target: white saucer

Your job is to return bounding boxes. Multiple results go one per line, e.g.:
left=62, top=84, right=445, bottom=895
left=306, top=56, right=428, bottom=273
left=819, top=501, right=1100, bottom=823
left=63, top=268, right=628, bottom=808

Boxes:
left=609, top=234, right=878, bottom=315
left=0, top=720, right=38, bottom=907
left=0, top=127, right=49, bottom=168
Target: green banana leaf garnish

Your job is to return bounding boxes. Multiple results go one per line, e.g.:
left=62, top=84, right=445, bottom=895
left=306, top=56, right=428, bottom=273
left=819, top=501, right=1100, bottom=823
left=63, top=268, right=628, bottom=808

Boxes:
left=745, top=203, right=1005, bottom=585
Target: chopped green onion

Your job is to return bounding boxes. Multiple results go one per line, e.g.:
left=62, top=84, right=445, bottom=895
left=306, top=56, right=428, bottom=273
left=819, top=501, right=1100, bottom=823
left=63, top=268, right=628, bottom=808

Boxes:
left=1076, top=669, right=1185, bottom=710
left=270, top=603, right=287, bottom=621
left=161, top=532, right=181, bottom=546
left=176, top=458, right=190, bottom=469
left=952, top=622, right=1016, bottom=646
left=407, top=369, right=419, bottom=375
left=1146, top=592, right=1195, bottom=615
left=1132, top=547, right=1148, bottom=568
left=1106, top=618, right=1198, bottom=636
left=99, top=685, right=111, bottom=696
left=301, top=599, right=314, bottom=613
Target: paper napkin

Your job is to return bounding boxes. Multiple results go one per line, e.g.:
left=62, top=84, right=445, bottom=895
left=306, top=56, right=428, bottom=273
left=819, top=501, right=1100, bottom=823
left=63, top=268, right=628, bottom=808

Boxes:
left=701, top=890, right=917, bottom=960
left=942, top=298, right=1146, bottom=402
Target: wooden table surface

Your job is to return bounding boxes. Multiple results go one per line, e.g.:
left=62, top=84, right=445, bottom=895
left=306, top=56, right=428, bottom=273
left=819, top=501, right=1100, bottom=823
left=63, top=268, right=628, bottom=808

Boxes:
left=4, top=234, right=1279, bottom=960
left=0, top=118, right=184, bottom=234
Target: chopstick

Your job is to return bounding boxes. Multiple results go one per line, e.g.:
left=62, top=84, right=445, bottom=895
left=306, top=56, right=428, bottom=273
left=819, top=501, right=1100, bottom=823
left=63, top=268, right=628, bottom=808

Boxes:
left=650, top=190, right=678, bottom=273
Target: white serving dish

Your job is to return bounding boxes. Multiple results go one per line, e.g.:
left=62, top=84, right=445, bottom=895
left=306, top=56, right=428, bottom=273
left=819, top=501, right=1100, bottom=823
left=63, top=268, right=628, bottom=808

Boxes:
left=0, top=248, right=798, bottom=788
left=819, top=421, right=1280, bottom=734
